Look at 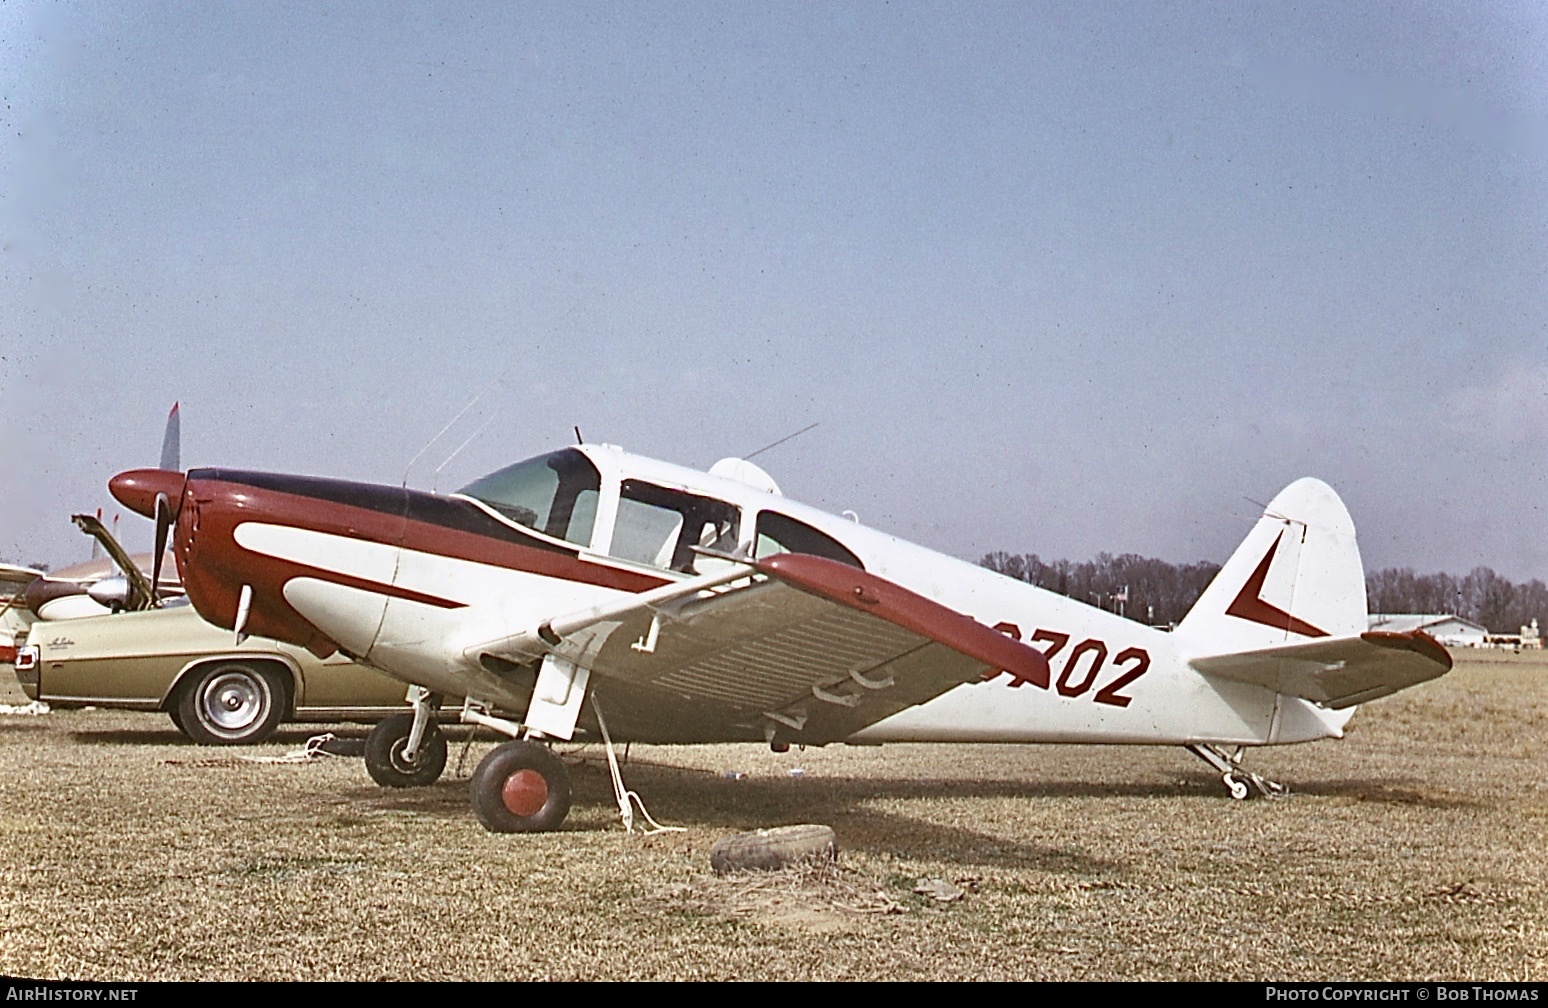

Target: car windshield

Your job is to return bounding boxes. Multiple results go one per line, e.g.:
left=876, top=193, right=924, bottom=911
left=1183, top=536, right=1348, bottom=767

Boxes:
left=456, top=449, right=601, bottom=547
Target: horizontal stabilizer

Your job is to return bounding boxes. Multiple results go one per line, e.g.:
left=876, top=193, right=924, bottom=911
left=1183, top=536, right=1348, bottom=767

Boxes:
left=1190, top=630, right=1451, bottom=709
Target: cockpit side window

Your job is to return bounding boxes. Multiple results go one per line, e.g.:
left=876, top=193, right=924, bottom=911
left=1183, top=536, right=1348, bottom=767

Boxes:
left=456, top=449, right=601, bottom=547
left=754, top=511, right=864, bottom=569
left=611, top=480, right=740, bottom=574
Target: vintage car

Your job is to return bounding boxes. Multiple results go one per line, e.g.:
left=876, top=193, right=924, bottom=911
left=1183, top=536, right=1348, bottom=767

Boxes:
left=9, top=512, right=422, bottom=744
left=13, top=600, right=419, bottom=745
left=0, top=562, right=44, bottom=664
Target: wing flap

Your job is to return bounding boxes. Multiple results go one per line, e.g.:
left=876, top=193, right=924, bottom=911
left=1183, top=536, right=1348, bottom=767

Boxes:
left=756, top=553, right=1049, bottom=686
left=1189, top=630, right=1452, bottom=709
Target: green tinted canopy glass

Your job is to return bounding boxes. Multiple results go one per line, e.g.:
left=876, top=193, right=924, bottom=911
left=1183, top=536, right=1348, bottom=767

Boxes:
left=457, top=449, right=601, bottom=546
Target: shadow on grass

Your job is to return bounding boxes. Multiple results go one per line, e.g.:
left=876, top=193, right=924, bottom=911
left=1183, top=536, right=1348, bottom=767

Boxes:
left=331, top=753, right=1383, bottom=811
left=351, top=784, right=477, bottom=819
left=600, top=766, right=1138, bottom=871
left=70, top=727, right=193, bottom=745
left=304, top=757, right=1132, bottom=869
left=618, top=762, right=1215, bottom=806
left=67, top=724, right=480, bottom=747
left=1280, top=778, right=1485, bottom=809
left=1157, top=767, right=1483, bottom=810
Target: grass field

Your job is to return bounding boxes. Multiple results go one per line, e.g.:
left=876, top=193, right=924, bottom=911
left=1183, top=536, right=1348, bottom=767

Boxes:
left=0, top=650, right=1543, bottom=981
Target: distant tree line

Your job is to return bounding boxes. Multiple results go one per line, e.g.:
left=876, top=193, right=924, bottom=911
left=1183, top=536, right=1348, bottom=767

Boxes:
left=979, top=552, right=1547, bottom=634
left=1366, top=567, right=1548, bottom=635
left=978, top=552, right=1222, bottom=627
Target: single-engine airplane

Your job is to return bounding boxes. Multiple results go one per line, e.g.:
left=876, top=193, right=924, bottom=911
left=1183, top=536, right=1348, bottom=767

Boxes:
left=107, top=443, right=1451, bottom=833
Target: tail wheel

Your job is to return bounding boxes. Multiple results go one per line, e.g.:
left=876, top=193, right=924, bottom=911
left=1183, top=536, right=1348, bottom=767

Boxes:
left=470, top=740, right=572, bottom=833
left=176, top=661, right=287, bottom=745
left=364, top=712, right=448, bottom=788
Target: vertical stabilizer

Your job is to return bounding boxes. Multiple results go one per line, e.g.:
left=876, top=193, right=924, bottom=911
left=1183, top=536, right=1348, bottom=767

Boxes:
left=1175, top=478, right=1366, bottom=659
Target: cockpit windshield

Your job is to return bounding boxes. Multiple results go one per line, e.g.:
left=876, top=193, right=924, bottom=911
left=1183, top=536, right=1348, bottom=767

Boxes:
left=455, top=448, right=600, bottom=547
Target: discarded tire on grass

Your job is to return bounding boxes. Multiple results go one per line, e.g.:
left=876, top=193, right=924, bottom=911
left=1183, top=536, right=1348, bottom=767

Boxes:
left=709, top=824, right=838, bottom=875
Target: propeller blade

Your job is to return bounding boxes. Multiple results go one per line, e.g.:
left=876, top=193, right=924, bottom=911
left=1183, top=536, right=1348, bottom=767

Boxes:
left=151, top=492, right=173, bottom=606
left=160, top=402, right=181, bottom=472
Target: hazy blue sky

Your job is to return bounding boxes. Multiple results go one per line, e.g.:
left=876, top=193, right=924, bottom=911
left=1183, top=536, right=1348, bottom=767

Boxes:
left=3, top=2, right=1545, bottom=584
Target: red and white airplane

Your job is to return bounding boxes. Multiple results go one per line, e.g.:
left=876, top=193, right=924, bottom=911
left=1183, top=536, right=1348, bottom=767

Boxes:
left=108, top=443, right=1450, bottom=833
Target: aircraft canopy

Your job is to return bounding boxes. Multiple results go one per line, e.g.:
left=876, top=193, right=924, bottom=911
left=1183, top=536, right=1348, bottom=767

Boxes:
left=456, top=449, right=601, bottom=547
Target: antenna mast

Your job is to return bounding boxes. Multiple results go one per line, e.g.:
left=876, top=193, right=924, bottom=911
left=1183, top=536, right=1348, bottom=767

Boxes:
left=402, top=376, right=503, bottom=487
left=744, top=422, right=819, bottom=461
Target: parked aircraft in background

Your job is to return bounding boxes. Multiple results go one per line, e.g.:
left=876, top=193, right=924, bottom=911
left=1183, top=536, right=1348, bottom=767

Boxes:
left=109, top=442, right=1451, bottom=833
left=20, top=516, right=180, bottom=620
left=10, top=403, right=184, bottom=622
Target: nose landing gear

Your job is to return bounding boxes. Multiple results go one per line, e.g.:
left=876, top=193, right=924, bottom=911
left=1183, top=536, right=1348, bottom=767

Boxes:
left=364, top=689, right=447, bottom=788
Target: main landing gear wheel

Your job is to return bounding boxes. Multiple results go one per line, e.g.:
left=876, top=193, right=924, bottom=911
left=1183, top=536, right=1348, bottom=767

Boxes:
left=176, top=661, right=286, bottom=745
left=365, top=712, right=448, bottom=788
left=470, top=740, right=572, bottom=834
left=1224, top=773, right=1252, bottom=801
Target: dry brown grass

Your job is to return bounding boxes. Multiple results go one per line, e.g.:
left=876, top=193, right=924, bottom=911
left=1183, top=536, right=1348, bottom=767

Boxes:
left=0, top=650, right=1542, bottom=981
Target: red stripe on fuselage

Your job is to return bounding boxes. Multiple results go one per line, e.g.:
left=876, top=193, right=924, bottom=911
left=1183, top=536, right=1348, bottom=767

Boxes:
left=175, top=474, right=670, bottom=657
left=259, top=559, right=468, bottom=609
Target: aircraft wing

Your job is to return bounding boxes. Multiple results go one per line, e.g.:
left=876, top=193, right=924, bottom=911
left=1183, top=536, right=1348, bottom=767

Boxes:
left=0, top=564, right=44, bottom=593
left=468, top=554, right=1051, bottom=746
left=1189, top=630, right=1452, bottom=709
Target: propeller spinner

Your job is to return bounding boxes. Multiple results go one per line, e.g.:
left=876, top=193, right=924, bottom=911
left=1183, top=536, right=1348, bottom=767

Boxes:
left=108, top=468, right=187, bottom=605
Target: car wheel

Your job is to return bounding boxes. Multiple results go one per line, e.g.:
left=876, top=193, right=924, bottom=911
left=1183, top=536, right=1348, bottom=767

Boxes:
left=364, top=712, right=448, bottom=788
left=176, top=661, right=287, bottom=746
left=470, top=740, right=572, bottom=833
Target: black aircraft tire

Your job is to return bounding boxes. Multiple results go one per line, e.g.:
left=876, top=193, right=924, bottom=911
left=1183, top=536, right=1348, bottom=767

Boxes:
left=175, top=661, right=286, bottom=746
left=709, top=824, right=839, bottom=875
left=470, top=740, right=572, bottom=833
left=364, top=713, right=448, bottom=788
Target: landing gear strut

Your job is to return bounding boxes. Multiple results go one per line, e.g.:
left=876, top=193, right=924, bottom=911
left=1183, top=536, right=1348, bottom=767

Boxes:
left=458, top=693, right=678, bottom=835
left=365, top=688, right=447, bottom=788
left=1186, top=744, right=1288, bottom=800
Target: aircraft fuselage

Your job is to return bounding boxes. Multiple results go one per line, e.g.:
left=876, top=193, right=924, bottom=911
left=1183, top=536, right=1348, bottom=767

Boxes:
left=109, top=444, right=1346, bottom=750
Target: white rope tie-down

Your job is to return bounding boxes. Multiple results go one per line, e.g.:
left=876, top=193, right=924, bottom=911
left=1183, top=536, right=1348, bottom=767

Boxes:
left=591, top=697, right=683, bottom=836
